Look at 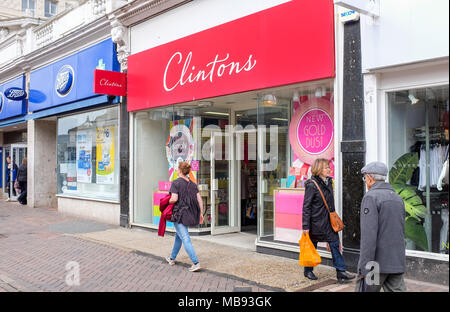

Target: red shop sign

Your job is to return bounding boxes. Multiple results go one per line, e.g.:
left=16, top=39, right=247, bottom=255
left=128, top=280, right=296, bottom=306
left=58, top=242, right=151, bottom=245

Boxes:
left=127, top=0, right=335, bottom=112
left=93, top=69, right=127, bottom=96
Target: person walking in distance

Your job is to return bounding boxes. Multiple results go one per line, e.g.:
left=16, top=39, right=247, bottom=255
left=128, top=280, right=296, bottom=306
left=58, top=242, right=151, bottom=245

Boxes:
left=5, top=156, right=18, bottom=201
left=356, top=161, right=407, bottom=292
left=17, top=157, right=27, bottom=204
left=302, top=158, right=355, bottom=283
left=165, top=161, right=204, bottom=272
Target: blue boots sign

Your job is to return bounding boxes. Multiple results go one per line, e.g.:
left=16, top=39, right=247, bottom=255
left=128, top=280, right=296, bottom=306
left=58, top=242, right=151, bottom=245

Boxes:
left=55, top=65, right=74, bottom=97
left=4, top=87, right=28, bottom=101
left=29, top=38, right=119, bottom=113
left=0, top=75, right=27, bottom=119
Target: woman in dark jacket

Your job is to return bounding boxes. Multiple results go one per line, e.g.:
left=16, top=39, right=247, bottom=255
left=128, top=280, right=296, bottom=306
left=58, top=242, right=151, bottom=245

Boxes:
left=166, top=161, right=204, bottom=272
left=17, top=157, right=27, bottom=194
left=302, top=158, right=355, bottom=283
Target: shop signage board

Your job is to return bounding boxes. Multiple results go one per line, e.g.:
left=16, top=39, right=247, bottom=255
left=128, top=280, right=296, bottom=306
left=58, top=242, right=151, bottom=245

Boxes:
left=127, top=0, right=335, bottom=111
left=0, top=75, right=27, bottom=120
left=29, top=39, right=120, bottom=113
left=93, top=69, right=127, bottom=96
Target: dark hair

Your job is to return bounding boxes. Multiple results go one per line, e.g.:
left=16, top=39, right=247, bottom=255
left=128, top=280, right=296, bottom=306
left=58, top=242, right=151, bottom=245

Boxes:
left=178, top=161, right=191, bottom=176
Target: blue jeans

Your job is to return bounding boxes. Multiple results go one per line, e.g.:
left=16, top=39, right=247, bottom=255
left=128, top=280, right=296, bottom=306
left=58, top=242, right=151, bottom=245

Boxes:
left=304, top=240, right=346, bottom=273
left=170, top=222, right=199, bottom=264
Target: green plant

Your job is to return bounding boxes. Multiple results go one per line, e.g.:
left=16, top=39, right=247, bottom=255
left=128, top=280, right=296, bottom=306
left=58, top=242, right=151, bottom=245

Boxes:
left=391, top=184, right=427, bottom=221
left=389, top=152, right=428, bottom=251
left=389, top=152, right=419, bottom=185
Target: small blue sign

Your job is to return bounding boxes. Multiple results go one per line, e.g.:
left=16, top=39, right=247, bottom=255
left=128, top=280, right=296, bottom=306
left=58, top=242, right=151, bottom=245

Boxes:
left=55, top=65, right=74, bottom=97
left=0, top=75, right=27, bottom=120
left=4, top=87, right=27, bottom=101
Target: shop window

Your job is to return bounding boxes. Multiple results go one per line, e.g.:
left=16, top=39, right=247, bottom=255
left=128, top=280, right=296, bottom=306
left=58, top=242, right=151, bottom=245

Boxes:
left=57, top=106, right=120, bottom=201
left=257, top=83, right=335, bottom=248
left=388, top=85, right=449, bottom=254
left=132, top=81, right=335, bottom=243
left=133, top=104, right=231, bottom=229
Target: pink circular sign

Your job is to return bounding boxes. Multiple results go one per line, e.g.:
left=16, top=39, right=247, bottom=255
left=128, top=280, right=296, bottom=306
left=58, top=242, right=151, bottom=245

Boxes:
left=297, top=109, right=334, bottom=155
left=289, top=97, right=334, bottom=165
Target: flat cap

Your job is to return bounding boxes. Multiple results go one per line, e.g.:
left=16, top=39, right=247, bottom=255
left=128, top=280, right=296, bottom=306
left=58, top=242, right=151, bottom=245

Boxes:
left=361, top=161, right=388, bottom=176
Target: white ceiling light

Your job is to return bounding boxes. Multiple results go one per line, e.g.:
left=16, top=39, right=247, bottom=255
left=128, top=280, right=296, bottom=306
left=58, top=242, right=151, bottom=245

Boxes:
left=204, top=111, right=229, bottom=116
left=198, top=101, right=213, bottom=107
left=408, top=91, right=420, bottom=105
left=272, top=117, right=288, bottom=121
left=262, top=94, right=277, bottom=107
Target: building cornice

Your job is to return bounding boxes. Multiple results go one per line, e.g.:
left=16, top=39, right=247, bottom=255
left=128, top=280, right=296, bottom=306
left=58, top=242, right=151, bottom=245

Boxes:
left=0, top=16, right=112, bottom=84
left=108, top=0, right=191, bottom=27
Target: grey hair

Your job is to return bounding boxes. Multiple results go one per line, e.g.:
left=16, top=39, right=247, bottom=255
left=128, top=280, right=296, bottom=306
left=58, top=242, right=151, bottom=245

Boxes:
left=368, top=174, right=386, bottom=182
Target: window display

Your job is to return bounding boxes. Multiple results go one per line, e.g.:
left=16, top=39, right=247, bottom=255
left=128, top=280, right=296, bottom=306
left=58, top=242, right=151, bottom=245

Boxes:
left=388, top=85, right=449, bottom=254
left=57, top=106, right=119, bottom=201
left=257, top=82, right=335, bottom=247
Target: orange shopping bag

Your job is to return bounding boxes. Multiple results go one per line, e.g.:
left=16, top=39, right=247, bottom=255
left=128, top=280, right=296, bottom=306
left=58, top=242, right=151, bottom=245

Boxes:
left=299, top=233, right=321, bottom=267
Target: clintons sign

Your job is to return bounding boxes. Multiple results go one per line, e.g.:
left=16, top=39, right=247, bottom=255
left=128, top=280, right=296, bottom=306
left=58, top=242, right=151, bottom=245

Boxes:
left=127, top=0, right=335, bottom=111
left=93, top=69, right=127, bottom=96
left=163, top=52, right=257, bottom=92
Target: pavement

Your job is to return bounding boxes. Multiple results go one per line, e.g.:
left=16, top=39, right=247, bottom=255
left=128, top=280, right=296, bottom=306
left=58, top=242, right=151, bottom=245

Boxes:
left=0, top=200, right=448, bottom=292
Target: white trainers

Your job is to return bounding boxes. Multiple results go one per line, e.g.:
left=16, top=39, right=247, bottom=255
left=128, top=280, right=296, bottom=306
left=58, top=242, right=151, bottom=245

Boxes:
left=165, top=256, right=175, bottom=266
left=188, top=263, right=201, bottom=272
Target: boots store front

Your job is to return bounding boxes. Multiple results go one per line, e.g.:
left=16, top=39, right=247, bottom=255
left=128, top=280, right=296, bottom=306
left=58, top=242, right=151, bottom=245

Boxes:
left=127, top=0, right=340, bottom=256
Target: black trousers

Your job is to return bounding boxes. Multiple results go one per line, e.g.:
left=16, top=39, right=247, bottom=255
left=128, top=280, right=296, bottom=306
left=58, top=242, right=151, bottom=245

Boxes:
left=19, top=181, right=27, bottom=193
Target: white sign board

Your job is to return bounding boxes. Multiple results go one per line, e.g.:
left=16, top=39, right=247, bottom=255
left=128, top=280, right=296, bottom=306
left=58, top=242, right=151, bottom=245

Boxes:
left=339, top=7, right=360, bottom=22
left=334, top=0, right=379, bottom=17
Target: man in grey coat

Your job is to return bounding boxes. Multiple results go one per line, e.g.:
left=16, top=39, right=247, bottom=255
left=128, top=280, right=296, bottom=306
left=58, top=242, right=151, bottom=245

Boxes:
left=355, top=161, right=407, bottom=292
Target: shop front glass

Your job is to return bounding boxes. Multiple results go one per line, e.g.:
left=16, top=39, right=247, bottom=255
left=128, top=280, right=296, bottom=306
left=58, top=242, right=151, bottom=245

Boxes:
left=132, top=80, right=335, bottom=246
left=56, top=106, right=120, bottom=201
left=257, top=82, right=335, bottom=248
left=388, top=85, right=449, bottom=254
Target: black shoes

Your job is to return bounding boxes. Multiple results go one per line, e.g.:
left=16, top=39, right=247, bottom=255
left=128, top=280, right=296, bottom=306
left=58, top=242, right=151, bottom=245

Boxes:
left=337, top=270, right=356, bottom=284
left=304, top=271, right=318, bottom=280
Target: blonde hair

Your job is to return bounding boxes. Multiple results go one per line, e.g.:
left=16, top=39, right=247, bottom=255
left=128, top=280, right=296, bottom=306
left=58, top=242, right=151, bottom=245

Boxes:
left=311, top=158, right=330, bottom=176
left=22, top=157, right=27, bottom=165
left=178, top=161, right=191, bottom=176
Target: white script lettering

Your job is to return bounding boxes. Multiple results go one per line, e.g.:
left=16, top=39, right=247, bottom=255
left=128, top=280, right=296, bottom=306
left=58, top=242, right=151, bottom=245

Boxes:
left=99, top=78, right=123, bottom=88
left=163, top=51, right=257, bottom=92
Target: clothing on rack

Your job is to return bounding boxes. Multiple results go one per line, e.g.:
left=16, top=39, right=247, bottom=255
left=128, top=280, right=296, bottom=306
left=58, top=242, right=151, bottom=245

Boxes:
left=418, top=143, right=448, bottom=191
left=437, top=145, right=449, bottom=191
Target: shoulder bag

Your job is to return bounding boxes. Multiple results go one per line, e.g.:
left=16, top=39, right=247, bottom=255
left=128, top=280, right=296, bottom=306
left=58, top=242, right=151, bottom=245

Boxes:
left=311, top=179, right=344, bottom=232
